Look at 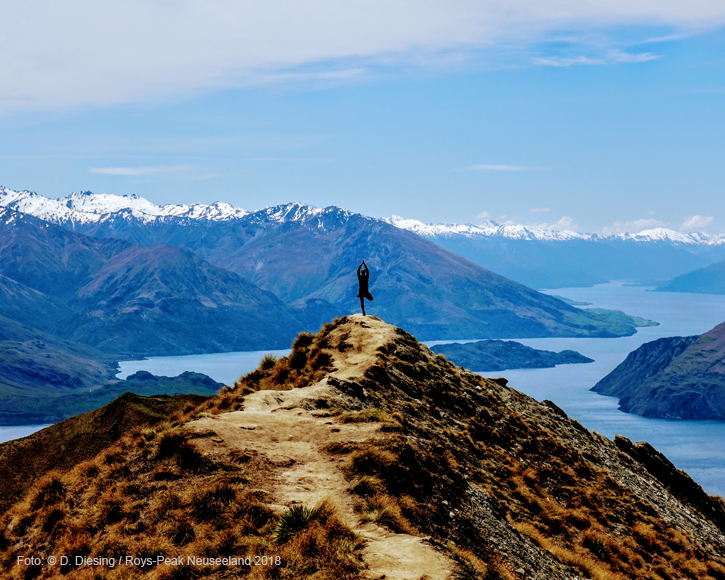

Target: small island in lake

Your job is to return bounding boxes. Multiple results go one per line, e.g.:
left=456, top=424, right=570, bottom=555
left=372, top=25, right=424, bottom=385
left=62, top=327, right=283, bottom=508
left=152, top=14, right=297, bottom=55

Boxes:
left=431, top=339, right=594, bottom=372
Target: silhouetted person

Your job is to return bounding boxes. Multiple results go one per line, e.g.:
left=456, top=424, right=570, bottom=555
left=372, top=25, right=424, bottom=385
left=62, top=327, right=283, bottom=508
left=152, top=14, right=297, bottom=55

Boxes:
left=357, top=260, right=373, bottom=315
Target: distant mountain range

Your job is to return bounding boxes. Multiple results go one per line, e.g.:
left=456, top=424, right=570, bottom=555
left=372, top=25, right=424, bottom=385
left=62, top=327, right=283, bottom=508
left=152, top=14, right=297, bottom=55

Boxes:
left=5, top=186, right=723, bottom=291
left=656, top=258, right=725, bottom=295
left=0, top=187, right=654, bottom=343
left=387, top=216, right=725, bottom=289
left=0, top=208, right=299, bottom=356
left=592, top=322, right=725, bottom=420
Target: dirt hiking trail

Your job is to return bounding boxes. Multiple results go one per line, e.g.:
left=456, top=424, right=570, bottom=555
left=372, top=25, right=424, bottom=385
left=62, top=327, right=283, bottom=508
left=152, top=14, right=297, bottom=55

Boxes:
left=189, top=315, right=454, bottom=580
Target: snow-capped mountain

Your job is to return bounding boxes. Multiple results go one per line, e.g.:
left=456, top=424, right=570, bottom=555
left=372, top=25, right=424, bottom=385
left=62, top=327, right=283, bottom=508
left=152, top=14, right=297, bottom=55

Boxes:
left=386, top=215, right=725, bottom=246
left=4, top=185, right=725, bottom=290
left=3, top=185, right=724, bottom=246
left=385, top=215, right=592, bottom=242
left=613, top=228, right=725, bottom=246
left=0, top=186, right=248, bottom=225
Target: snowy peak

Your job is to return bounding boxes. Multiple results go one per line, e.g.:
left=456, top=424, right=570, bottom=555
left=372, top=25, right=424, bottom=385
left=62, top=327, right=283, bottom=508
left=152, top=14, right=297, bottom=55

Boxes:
left=3, top=185, right=724, bottom=245
left=615, top=228, right=725, bottom=245
left=386, top=215, right=591, bottom=242
left=387, top=216, right=725, bottom=245
left=0, top=186, right=248, bottom=225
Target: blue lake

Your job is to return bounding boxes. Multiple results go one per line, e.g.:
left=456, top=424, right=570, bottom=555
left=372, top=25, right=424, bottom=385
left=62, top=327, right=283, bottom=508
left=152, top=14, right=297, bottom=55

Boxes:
left=117, top=283, right=725, bottom=496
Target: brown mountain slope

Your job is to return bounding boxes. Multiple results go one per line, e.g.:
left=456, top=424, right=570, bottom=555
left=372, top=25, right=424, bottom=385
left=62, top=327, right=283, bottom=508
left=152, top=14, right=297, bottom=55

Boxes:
left=0, top=393, right=209, bottom=515
left=2, top=317, right=725, bottom=580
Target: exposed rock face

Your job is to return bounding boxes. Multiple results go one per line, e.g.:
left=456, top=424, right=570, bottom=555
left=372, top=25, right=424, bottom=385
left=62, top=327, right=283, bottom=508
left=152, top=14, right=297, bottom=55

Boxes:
left=2, top=316, right=725, bottom=580
left=593, top=322, right=725, bottom=420
left=431, top=339, right=593, bottom=371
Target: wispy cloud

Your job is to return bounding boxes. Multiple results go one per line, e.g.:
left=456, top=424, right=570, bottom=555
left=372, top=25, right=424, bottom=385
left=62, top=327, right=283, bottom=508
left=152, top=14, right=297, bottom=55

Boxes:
left=680, top=215, right=714, bottom=232
left=89, top=165, right=187, bottom=176
left=536, top=216, right=579, bottom=232
left=476, top=211, right=490, bottom=220
left=602, top=218, right=667, bottom=236
left=2, top=1, right=721, bottom=112
left=536, top=50, right=661, bottom=68
left=466, top=164, right=543, bottom=172
left=530, top=207, right=550, bottom=213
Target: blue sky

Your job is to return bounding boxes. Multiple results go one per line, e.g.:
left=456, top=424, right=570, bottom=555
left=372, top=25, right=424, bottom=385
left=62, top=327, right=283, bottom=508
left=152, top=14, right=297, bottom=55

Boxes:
left=1, top=2, right=724, bottom=234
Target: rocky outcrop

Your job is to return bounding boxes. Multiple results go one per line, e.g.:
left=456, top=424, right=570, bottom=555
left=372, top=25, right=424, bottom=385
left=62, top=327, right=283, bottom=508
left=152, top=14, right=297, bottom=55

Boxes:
left=593, top=322, right=725, bottom=420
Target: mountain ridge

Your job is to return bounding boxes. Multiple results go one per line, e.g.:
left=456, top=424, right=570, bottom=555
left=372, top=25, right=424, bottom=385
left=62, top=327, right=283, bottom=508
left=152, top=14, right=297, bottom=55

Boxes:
left=2, top=315, right=724, bottom=579
left=4, top=185, right=724, bottom=245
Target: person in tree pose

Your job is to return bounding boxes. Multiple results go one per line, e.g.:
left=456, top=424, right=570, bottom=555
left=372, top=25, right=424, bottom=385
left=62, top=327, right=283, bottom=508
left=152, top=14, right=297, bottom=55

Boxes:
left=357, top=259, right=374, bottom=315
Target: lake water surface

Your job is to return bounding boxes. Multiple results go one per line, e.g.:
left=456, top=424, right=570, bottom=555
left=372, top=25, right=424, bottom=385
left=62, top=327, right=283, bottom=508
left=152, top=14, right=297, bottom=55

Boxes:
left=117, top=284, right=725, bottom=496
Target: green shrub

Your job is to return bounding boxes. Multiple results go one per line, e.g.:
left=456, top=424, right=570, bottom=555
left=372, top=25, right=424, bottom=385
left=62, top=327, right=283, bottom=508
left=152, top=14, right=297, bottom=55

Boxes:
left=274, top=504, right=320, bottom=544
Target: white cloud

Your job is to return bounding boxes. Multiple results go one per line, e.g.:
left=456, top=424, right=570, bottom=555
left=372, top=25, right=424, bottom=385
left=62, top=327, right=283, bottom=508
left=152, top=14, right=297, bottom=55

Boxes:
left=536, top=50, right=661, bottom=68
left=536, top=216, right=579, bottom=231
left=648, top=210, right=656, bottom=215
left=476, top=211, right=490, bottom=219
left=601, top=218, right=667, bottom=236
left=2, top=1, right=724, bottom=112
left=530, top=207, right=550, bottom=213
left=466, top=164, right=541, bottom=171
left=90, top=165, right=187, bottom=176
left=680, top=215, right=714, bottom=232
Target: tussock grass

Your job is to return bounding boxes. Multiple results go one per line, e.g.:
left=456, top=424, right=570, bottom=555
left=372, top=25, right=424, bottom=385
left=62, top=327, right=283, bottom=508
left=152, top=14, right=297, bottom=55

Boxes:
left=349, top=475, right=384, bottom=497
left=348, top=447, right=397, bottom=475
left=357, top=493, right=412, bottom=533
left=515, top=521, right=624, bottom=580
left=29, top=472, right=66, bottom=510
left=188, top=482, right=237, bottom=521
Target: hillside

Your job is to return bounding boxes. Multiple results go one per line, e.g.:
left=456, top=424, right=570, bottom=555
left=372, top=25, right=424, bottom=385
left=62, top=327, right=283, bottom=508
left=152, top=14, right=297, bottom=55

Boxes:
left=3, top=316, right=724, bottom=580
left=8, top=192, right=660, bottom=340
left=2, top=369, right=224, bottom=425
left=0, top=315, right=118, bottom=424
left=0, top=393, right=209, bottom=515
left=431, top=340, right=593, bottom=371
left=657, top=259, right=725, bottom=294
left=593, top=322, right=725, bottom=420
left=0, top=208, right=300, bottom=356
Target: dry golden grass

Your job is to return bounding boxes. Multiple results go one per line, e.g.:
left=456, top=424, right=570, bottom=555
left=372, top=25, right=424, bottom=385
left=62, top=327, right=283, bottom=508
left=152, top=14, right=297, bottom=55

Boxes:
left=1, top=418, right=364, bottom=579
left=356, top=493, right=413, bottom=533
